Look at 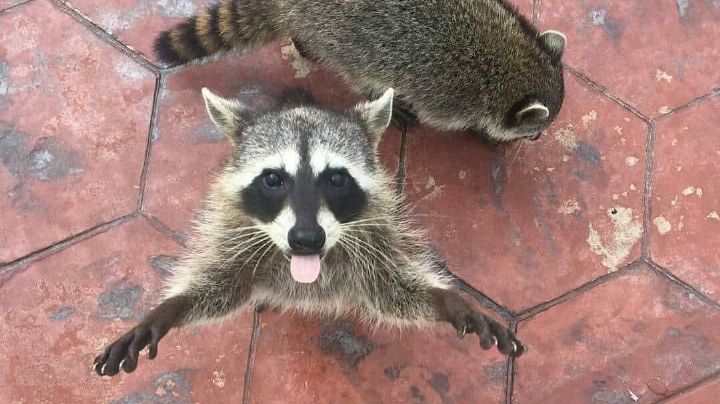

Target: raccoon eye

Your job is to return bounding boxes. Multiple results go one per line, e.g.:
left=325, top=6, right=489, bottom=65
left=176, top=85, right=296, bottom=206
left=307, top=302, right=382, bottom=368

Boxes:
left=262, top=172, right=283, bottom=189
left=329, top=172, right=347, bottom=188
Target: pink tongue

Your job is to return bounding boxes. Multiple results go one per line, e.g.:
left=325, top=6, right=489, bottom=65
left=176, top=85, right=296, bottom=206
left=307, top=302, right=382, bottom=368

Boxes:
left=290, top=254, right=321, bottom=283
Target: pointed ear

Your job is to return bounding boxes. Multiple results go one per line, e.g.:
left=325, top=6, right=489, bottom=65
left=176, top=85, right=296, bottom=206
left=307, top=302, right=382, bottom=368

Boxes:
left=540, top=30, right=566, bottom=60
left=201, top=87, right=248, bottom=143
left=515, top=102, right=550, bottom=127
left=354, top=88, right=394, bottom=147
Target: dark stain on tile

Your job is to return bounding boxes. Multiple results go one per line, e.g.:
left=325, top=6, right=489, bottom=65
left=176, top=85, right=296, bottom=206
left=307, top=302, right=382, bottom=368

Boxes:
left=575, top=141, right=603, bottom=167
left=112, top=370, right=192, bottom=404
left=483, top=362, right=507, bottom=382
left=0, top=59, right=9, bottom=106
left=410, top=386, right=426, bottom=403
left=49, top=306, right=74, bottom=321
left=9, top=181, right=44, bottom=211
left=318, top=318, right=375, bottom=369
left=148, top=255, right=178, bottom=277
left=384, top=365, right=402, bottom=380
left=428, top=371, right=451, bottom=393
left=588, top=8, right=625, bottom=40
left=0, top=123, right=30, bottom=178
left=490, top=157, right=506, bottom=210
left=97, top=281, right=144, bottom=320
left=589, top=387, right=633, bottom=403
left=660, top=289, right=701, bottom=315
left=27, top=136, right=83, bottom=181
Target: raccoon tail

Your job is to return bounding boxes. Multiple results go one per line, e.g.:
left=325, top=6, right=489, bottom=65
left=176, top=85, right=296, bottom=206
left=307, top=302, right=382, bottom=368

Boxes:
left=154, top=0, right=282, bottom=66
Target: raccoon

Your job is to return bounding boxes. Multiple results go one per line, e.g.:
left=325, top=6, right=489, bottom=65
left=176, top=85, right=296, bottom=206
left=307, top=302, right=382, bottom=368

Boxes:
left=93, top=88, right=524, bottom=377
left=154, top=0, right=566, bottom=142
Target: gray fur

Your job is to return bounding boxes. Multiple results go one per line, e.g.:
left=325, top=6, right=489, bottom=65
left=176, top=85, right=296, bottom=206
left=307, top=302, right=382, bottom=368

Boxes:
left=157, top=0, right=566, bottom=141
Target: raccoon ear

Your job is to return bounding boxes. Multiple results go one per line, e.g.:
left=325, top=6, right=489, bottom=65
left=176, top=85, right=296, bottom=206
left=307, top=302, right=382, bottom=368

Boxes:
left=201, top=87, right=248, bottom=143
left=540, top=30, right=566, bottom=59
left=354, top=88, right=394, bottom=147
left=515, top=102, right=550, bottom=126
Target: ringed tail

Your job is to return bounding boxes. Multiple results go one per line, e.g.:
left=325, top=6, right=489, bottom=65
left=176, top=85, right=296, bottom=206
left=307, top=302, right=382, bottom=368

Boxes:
left=154, top=0, right=280, bottom=66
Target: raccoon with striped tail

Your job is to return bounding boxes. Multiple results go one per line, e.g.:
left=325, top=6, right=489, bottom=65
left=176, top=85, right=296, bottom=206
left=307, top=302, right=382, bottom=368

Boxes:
left=154, top=0, right=566, bottom=142
left=93, top=88, right=524, bottom=377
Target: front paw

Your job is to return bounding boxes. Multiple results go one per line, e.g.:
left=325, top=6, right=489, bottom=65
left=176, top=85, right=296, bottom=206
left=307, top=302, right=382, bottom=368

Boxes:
left=453, top=311, right=525, bottom=358
left=93, top=323, right=161, bottom=377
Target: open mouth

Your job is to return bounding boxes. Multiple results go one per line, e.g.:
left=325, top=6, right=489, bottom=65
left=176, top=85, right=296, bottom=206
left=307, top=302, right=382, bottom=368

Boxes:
left=289, top=254, right=321, bottom=283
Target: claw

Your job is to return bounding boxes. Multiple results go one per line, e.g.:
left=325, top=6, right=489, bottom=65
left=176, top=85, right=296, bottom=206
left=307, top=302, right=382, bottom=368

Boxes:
left=457, top=323, right=467, bottom=338
left=510, top=341, right=517, bottom=353
left=492, top=336, right=498, bottom=347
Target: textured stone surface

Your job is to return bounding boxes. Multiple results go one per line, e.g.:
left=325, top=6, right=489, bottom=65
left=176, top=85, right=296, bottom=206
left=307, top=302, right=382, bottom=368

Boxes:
left=65, top=0, right=214, bottom=63
left=666, top=376, right=720, bottom=404
left=248, top=312, right=509, bottom=404
left=0, top=0, right=155, bottom=263
left=1, top=0, right=719, bottom=402
left=403, top=73, right=647, bottom=311
left=537, top=0, right=720, bottom=116
left=514, top=266, right=720, bottom=403
left=0, top=219, right=254, bottom=403
left=650, top=97, right=720, bottom=301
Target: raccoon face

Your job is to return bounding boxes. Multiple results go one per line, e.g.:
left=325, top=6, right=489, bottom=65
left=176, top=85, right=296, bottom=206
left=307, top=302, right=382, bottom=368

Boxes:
left=202, top=87, right=394, bottom=283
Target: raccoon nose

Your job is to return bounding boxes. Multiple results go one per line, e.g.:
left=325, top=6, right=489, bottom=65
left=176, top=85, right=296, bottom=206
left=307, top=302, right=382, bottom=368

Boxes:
left=288, top=225, right=326, bottom=253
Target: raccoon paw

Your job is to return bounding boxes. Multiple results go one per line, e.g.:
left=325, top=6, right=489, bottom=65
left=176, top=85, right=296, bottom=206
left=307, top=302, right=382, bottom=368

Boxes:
left=454, top=312, right=525, bottom=357
left=93, top=323, right=162, bottom=376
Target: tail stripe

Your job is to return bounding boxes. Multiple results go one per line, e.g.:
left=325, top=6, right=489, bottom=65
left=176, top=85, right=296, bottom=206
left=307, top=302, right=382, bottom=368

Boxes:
left=196, top=9, right=222, bottom=54
left=218, top=1, right=239, bottom=45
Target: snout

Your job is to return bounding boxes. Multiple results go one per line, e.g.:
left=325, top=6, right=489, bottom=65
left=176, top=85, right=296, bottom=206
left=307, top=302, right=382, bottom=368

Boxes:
left=288, top=225, right=326, bottom=254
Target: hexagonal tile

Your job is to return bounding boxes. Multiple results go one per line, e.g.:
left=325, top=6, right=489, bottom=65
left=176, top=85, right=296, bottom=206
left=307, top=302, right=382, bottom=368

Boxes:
left=650, top=97, right=720, bottom=301
left=0, top=0, right=155, bottom=264
left=537, top=0, right=720, bottom=116
left=403, top=73, right=647, bottom=311
left=65, top=0, right=214, bottom=63
left=247, top=312, right=509, bottom=404
left=514, top=265, right=720, bottom=403
left=144, top=46, right=402, bottom=234
left=0, top=218, right=254, bottom=403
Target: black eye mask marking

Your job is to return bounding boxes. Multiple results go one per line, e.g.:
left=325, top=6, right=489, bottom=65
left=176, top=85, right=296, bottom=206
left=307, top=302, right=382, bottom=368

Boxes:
left=241, top=169, right=290, bottom=223
left=318, top=168, right=367, bottom=223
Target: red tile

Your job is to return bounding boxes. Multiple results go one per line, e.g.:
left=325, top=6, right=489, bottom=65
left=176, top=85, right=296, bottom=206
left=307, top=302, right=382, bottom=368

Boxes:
left=65, top=0, right=215, bottom=63
left=144, top=46, right=401, bottom=233
left=650, top=97, right=720, bottom=301
left=537, top=0, right=720, bottom=116
left=0, top=218, right=254, bottom=403
left=513, top=266, right=720, bottom=403
left=0, top=1, right=155, bottom=264
left=403, top=73, right=647, bottom=311
left=248, top=312, right=509, bottom=404
left=666, top=377, right=720, bottom=404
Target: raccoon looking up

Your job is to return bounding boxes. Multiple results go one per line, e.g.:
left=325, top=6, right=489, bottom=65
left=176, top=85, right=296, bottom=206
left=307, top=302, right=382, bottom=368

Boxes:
left=93, top=88, right=524, bottom=377
left=154, top=0, right=566, bottom=142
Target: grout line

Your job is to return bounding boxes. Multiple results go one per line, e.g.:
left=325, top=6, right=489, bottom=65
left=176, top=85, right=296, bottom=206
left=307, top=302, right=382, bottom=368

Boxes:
left=652, top=87, right=720, bottom=122
left=656, top=369, right=720, bottom=403
left=137, top=73, right=165, bottom=211
left=242, top=309, right=262, bottom=404
left=565, top=66, right=650, bottom=122
left=504, top=320, right=518, bottom=404
left=452, top=275, right=513, bottom=321
left=645, top=258, right=720, bottom=311
left=0, top=0, right=36, bottom=14
left=514, top=261, right=642, bottom=321
left=640, top=120, right=656, bottom=260
left=141, top=212, right=188, bottom=247
left=50, top=0, right=160, bottom=74
left=0, top=213, right=135, bottom=283
left=394, top=124, right=409, bottom=195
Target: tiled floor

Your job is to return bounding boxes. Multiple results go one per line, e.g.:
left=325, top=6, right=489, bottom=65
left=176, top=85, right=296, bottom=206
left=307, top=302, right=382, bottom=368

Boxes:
left=0, top=0, right=718, bottom=403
